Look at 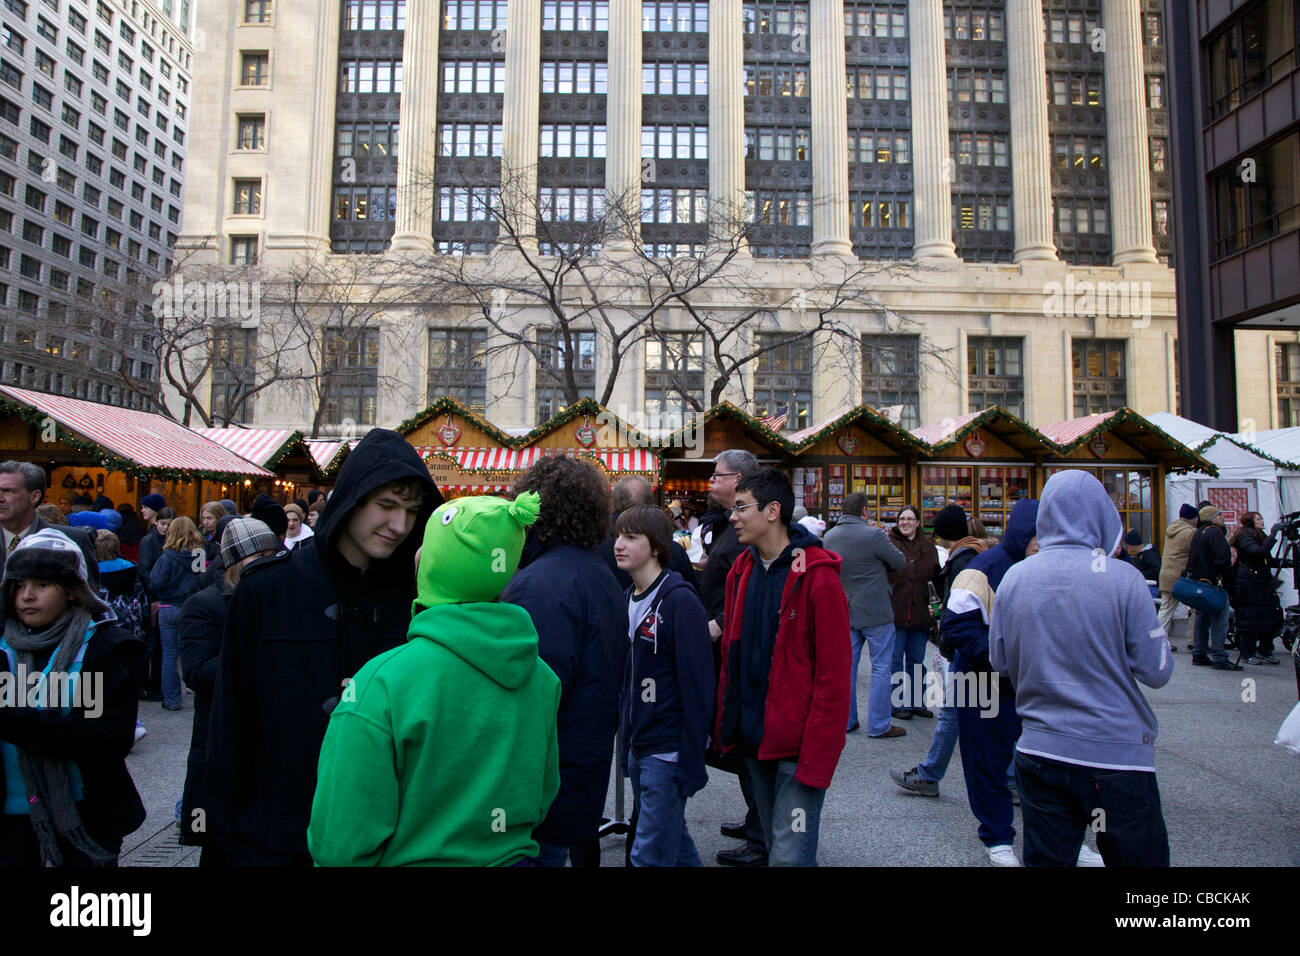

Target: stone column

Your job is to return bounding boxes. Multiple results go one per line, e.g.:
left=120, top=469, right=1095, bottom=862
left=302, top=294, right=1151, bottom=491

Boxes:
left=604, top=0, right=643, bottom=252
left=1104, top=0, right=1158, bottom=264
left=391, top=0, right=440, bottom=253
left=908, top=0, right=957, bottom=259
left=708, top=0, right=747, bottom=244
left=809, top=0, right=853, bottom=256
left=1006, top=0, right=1057, bottom=261
left=502, top=0, right=542, bottom=250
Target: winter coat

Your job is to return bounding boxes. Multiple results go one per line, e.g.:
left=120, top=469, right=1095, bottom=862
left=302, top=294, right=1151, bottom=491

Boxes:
left=137, top=528, right=164, bottom=594
left=309, top=602, right=561, bottom=867
left=149, top=548, right=202, bottom=605
left=822, top=514, right=906, bottom=629
left=177, top=580, right=233, bottom=847
left=620, top=570, right=713, bottom=798
left=205, top=428, right=442, bottom=866
left=713, top=522, right=852, bottom=790
left=1233, top=529, right=1282, bottom=633
left=1118, top=545, right=1162, bottom=584
left=502, top=540, right=628, bottom=847
left=0, top=621, right=146, bottom=854
left=699, top=517, right=744, bottom=631
left=1185, top=523, right=1235, bottom=598
left=1159, top=517, right=1197, bottom=593
left=887, top=528, right=943, bottom=630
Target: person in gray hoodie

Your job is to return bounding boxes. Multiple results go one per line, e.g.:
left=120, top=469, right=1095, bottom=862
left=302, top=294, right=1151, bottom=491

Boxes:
left=990, top=469, right=1173, bottom=867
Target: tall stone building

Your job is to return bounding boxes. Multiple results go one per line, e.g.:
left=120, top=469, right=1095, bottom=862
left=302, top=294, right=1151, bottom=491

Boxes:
left=177, top=0, right=1196, bottom=436
left=0, top=0, right=193, bottom=409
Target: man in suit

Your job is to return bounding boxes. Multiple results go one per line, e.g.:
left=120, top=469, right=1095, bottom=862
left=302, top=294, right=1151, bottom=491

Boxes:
left=0, top=460, right=100, bottom=590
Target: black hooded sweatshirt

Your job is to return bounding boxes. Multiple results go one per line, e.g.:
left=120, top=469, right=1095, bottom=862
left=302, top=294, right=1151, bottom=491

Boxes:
left=205, top=429, right=442, bottom=866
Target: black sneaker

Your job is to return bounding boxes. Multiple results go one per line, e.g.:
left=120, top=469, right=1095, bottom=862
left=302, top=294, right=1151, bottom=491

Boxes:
left=1191, top=655, right=1211, bottom=666
left=890, top=708, right=914, bottom=721
left=1212, top=660, right=1244, bottom=671
left=716, top=845, right=767, bottom=867
left=889, top=767, right=939, bottom=797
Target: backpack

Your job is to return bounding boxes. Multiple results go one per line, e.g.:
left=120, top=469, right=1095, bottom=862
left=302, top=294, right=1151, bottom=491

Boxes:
left=101, top=577, right=148, bottom=644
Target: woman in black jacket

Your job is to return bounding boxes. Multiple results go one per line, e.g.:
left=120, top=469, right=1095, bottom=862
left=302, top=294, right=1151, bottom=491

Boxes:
left=178, top=518, right=280, bottom=865
left=0, top=529, right=146, bottom=867
left=1231, top=512, right=1283, bottom=665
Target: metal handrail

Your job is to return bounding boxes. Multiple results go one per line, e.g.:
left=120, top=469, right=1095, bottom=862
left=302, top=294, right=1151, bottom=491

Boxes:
left=1214, top=200, right=1300, bottom=261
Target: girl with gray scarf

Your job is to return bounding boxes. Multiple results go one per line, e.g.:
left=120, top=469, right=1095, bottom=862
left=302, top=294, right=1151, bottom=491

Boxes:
left=0, top=529, right=146, bottom=867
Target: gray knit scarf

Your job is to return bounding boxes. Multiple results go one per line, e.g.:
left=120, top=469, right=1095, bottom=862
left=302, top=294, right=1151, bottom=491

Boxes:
left=3, top=606, right=117, bottom=867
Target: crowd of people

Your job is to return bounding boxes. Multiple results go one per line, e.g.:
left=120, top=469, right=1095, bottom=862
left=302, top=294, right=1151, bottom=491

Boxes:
left=0, top=440, right=1293, bottom=867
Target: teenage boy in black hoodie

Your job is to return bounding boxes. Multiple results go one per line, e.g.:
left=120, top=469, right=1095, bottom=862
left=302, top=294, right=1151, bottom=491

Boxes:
left=205, top=429, right=442, bottom=867
left=614, top=506, right=713, bottom=867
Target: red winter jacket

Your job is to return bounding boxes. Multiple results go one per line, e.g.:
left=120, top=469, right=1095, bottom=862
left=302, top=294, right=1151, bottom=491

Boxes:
left=712, top=541, right=851, bottom=790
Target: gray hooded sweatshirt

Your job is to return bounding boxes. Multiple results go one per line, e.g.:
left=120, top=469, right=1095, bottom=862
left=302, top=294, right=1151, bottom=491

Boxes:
left=990, top=469, right=1173, bottom=771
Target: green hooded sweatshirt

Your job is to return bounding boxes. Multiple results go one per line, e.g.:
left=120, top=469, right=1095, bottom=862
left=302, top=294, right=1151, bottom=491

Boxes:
left=308, top=493, right=561, bottom=867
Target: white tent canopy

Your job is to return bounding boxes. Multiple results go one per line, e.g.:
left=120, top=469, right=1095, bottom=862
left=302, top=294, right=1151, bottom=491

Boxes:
left=1149, top=412, right=1300, bottom=607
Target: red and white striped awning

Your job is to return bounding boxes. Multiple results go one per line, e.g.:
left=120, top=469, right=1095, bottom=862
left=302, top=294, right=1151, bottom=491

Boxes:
left=1040, top=412, right=1117, bottom=447
left=0, top=386, right=272, bottom=479
left=306, top=440, right=347, bottom=473
left=196, top=427, right=301, bottom=469
left=416, top=445, right=658, bottom=476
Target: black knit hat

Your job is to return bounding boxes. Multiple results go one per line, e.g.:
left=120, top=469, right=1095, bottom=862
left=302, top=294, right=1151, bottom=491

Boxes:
left=933, top=504, right=969, bottom=542
left=1124, top=529, right=1143, bottom=546
left=250, top=494, right=288, bottom=537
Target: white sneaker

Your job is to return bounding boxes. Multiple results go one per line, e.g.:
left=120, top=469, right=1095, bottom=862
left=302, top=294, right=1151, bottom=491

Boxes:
left=985, top=844, right=1022, bottom=867
left=1077, top=844, right=1104, bottom=867
left=133, top=721, right=147, bottom=743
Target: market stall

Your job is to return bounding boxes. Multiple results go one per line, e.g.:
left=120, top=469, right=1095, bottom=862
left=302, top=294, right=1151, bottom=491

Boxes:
left=657, top=401, right=794, bottom=514
left=0, top=384, right=273, bottom=518
left=1040, top=408, right=1215, bottom=547
left=305, top=439, right=353, bottom=484
left=788, top=405, right=928, bottom=527
left=911, top=407, right=1055, bottom=537
left=195, top=427, right=321, bottom=508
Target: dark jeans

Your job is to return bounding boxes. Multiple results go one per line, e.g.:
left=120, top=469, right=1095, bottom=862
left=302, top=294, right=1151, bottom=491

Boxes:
left=1237, top=626, right=1277, bottom=659
left=1015, top=752, right=1170, bottom=867
left=955, top=686, right=1021, bottom=847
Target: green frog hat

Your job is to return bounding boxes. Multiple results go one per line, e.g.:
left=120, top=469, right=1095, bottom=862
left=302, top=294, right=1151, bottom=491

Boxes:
left=413, top=491, right=541, bottom=612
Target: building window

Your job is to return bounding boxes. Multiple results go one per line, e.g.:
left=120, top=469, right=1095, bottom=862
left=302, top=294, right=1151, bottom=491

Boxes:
left=538, top=123, right=607, bottom=158
left=535, top=328, right=596, bottom=424
left=426, top=327, right=487, bottom=413
left=645, top=332, right=705, bottom=423
left=643, top=61, right=710, bottom=96
left=745, top=126, right=811, bottom=162
left=336, top=120, right=399, bottom=157
left=442, top=1, right=510, bottom=31
left=343, top=0, right=406, bottom=30
left=1146, top=75, right=1163, bottom=109
left=1212, top=131, right=1300, bottom=259
left=1150, top=137, right=1167, bottom=173
left=642, top=2, right=709, bottom=32
left=943, top=5, right=999, bottom=40
left=848, top=132, right=912, bottom=165
left=541, top=1, right=609, bottom=31
left=245, top=0, right=273, bottom=23
left=211, top=327, right=258, bottom=424
left=954, top=195, right=1012, bottom=233
left=640, top=187, right=707, bottom=224
left=241, top=52, right=268, bottom=86
left=543, top=60, right=608, bottom=94
left=753, top=332, right=812, bottom=431
left=641, top=125, right=708, bottom=160
left=438, top=122, right=502, bottom=157
left=443, top=59, right=506, bottom=94
left=232, top=179, right=262, bottom=215
left=339, top=58, right=403, bottom=93
left=967, top=336, right=1024, bottom=417
left=1207, top=1, right=1296, bottom=119
left=229, top=235, right=259, bottom=265
left=861, top=334, right=920, bottom=428
left=322, top=328, right=380, bottom=426
left=1277, top=344, right=1300, bottom=427
left=1072, top=339, right=1127, bottom=416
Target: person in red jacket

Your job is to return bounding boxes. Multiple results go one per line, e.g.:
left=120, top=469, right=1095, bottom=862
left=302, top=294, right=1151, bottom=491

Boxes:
left=712, top=468, right=851, bottom=866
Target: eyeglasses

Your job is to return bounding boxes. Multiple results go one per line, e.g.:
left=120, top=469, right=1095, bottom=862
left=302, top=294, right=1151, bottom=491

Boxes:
left=731, top=500, right=761, bottom=514
left=709, top=471, right=740, bottom=483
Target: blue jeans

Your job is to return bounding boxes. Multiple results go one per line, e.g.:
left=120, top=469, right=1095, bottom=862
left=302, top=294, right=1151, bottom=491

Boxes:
left=917, top=700, right=959, bottom=783
left=850, top=623, right=896, bottom=735
left=744, top=758, right=825, bottom=867
left=891, top=626, right=931, bottom=712
left=1192, top=602, right=1230, bottom=664
left=627, top=751, right=702, bottom=867
left=1015, top=752, right=1169, bottom=867
left=157, top=604, right=184, bottom=709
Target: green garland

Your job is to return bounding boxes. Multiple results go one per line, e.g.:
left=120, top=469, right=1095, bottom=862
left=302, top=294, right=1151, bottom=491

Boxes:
left=396, top=396, right=517, bottom=447
left=1200, top=433, right=1300, bottom=472
left=504, top=398, right=655, bottom=450
left=0, top=395, right=273, bottom=485
left=1047, top=407, right=1218, bottom=477
left=917, top=405, right=1054, bottom=457
left=785, top=402, right=930, bottom=456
